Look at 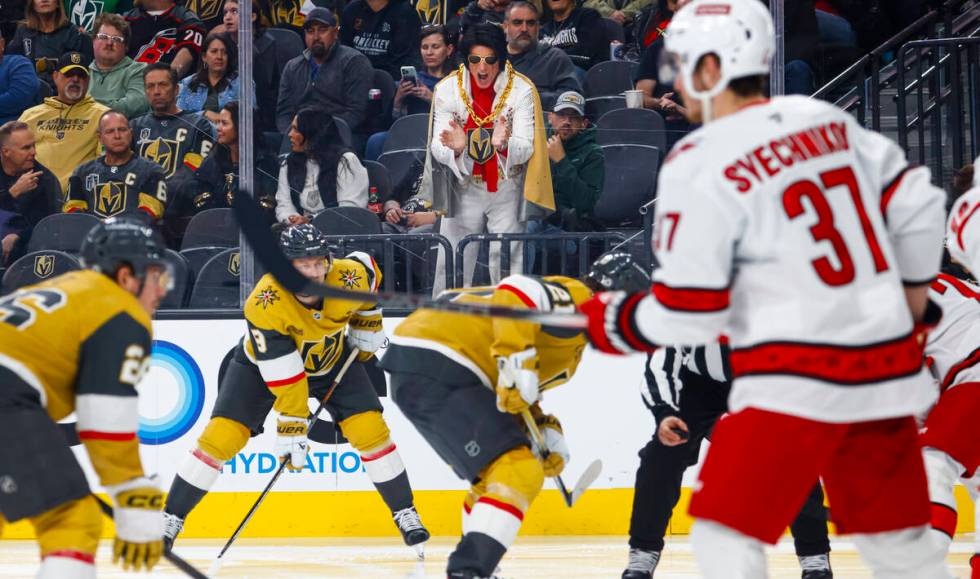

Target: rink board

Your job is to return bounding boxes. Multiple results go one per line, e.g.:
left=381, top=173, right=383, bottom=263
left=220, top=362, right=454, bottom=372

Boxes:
left=5, top=318, right=976, bottom=539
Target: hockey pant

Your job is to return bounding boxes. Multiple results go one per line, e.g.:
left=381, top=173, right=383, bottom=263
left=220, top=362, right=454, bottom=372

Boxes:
left=924, top=447, right=980, bottom=578
left=0, top=496, right=102, bottom=578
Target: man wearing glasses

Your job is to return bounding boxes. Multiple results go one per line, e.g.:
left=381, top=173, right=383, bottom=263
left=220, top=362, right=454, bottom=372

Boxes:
left=425, top=22, right=553, bottom=294
left=88, top=14, right=149, bottom=119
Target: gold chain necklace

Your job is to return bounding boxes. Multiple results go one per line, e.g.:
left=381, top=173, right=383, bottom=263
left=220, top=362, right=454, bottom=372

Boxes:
left=457, top=61, right=515, bottom=127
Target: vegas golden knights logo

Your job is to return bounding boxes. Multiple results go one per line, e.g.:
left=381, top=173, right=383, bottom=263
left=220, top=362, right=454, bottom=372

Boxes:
left=274, top=0, right=301, bottom=26
left=33, top=255, right=55, bottom=278
left=228, top=252, right=241, bottom=276
left=142, top=139, right=179, bottom=177
left=300, top=333, right=342, bottom=375
left=467, top=128, right=494, bottom=164
left=414, top=0, right=441, bottom=24
left=186, top=0, right=221, bottom=20
left=96, top=182, right=125, bottom=217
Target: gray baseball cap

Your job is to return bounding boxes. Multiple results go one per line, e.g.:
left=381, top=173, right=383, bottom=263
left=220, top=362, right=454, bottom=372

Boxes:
left=304, top=7, right=337, bottom=28
left=553, top=91, right=586, bottom=116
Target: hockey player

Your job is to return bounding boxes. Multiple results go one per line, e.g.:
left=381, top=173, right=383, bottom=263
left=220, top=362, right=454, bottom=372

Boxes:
left=579, top=1, right=951, bottom=577
left=0, top=216, right=171, bottom=577
left=625, top=345, right=832, bottom=579
left=131, top=63, right=214, bottom=181
left=65, top=110, right=168, bottom=219
left=920, top=189, right=980, bottom=577
left=163, top=224, right=430, bottom=553
left=379, top=252, right=651, bottom=579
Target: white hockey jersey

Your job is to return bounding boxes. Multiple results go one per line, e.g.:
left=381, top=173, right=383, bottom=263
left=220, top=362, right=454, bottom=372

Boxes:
left=625, top=96, right=947, bottom=422
left=947, top=186, right=980, bottom=276
left=926, top=274, right=980, bottom=393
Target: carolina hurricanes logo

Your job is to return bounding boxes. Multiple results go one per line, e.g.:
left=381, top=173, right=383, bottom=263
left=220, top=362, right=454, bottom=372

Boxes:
left=338, top=269, right=362, bottom=288
left=254, top=286, right=279, bottom=309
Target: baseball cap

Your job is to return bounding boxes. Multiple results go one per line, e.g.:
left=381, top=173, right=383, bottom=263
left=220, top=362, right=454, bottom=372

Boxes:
left=57, top=52, right=89, bottom=76
left=304, top=7, right=337, bottom=28
left=553, top=91, right=585, bottom=116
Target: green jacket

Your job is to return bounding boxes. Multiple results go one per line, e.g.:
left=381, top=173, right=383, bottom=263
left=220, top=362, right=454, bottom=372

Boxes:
left=88, top=57, right=149, bottom=119
left=583, top=0, right=652, bottom=21
left=550, top=125, right=604, bottom=224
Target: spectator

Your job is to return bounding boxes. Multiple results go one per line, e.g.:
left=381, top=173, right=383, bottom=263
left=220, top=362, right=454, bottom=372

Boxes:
left=0, top=30, right=39, bottom=125
left=259, top=0, right=310, bottom=35
left=131, top=63, right=215, bottom=181
left=634, top=36, right=691, bottom=150
left=341, top=0, right=422, bottom=78
left=584, top=0, right=652, bottom=28
left=632, top=0, right=677, bottom=49
left=276, top=8, right=374, bottom=135
left=88, top=13, right=149, bottom=119
left=221, top=0, right=298, bottom=134
left=275, top=108, right=369, bottom=224
left=541, top=90, right=602, bottom=231
left=394, top=24, right=456, bottom=116
left=177, top=32, right=252, bottom=125
left=539, top=0, right=607, bottom=71
left=382, top=159, right=436, bottom=230
left=427, top=23, right=552, bottom=291
left=458, top=0, right=512, bottom=31
left=181, top=0, right=226, bottom=32
left=503, top=1, right=581, bottom=110
left=65, top=110, right=168, bottom=219
left=124, top=0, right=205, bottom=78
left=0, top=121, right=58, bottom=263
left=18, top=52, right=109, bottom=190
left=5, top=0, right=94, bottom=86
left=67, top=0, right=134, bottom=33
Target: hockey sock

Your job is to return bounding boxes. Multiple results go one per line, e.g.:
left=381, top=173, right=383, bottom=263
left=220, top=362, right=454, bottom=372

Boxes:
left=691, top=520, right=766, bottom=578
left=852, top=526, right=952, bottom=579
left=362, top=442, right=414, bottom=512
left=38, top=552, right=96, bottom=579
left=166, top=449, right=222, bottom=519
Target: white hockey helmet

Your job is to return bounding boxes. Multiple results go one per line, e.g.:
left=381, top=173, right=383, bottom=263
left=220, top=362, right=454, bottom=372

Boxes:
left=664, top=0, right=774, bottom=120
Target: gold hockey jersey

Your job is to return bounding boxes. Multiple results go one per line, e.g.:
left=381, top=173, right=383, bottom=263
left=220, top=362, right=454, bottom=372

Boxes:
left=0, top=270, right=153, bottom=486
left=387, top=275, right=592, bottom=392
left=242, top=252, right=382, bottom=418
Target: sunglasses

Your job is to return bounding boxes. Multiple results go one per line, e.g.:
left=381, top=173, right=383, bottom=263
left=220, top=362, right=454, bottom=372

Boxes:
left=95, top=33, right=125, bottom=44
left=467, top=54, right=499, bottom=65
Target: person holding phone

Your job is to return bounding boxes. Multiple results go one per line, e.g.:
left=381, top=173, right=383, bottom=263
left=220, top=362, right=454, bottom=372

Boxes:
left=394, top=24, right=456, bottom=116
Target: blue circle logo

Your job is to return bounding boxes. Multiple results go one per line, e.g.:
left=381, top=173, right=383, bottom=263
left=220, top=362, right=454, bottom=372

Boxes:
left=139, top=340, right=205, bottom=445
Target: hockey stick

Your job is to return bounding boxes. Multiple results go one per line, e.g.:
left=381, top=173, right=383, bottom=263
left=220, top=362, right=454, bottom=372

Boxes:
left=519, top=410, right=602, bottom=507
left=231, top=193, right=587, bottom=329
left=93, top=495, right=209, bottom=579
left=209, top=347, right=360, bottom=576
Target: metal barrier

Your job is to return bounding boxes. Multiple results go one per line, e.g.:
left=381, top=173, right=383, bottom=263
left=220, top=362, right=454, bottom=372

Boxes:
left=454, top=231, right=631, bottom=287
left=640, top=199, right=656, bottom=271
left=896, top=36, right=980, bottom=182
left=322, top=233, right=455, bottom=297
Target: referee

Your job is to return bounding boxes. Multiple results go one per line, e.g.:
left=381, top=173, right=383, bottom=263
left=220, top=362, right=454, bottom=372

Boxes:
left=622, top=344, right=833, bottom=579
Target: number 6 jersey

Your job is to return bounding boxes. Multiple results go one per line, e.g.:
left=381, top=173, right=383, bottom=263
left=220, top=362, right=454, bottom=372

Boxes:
left=0, top=270, right=153, bottom=486
left=619, top=95, right=946, bottom=422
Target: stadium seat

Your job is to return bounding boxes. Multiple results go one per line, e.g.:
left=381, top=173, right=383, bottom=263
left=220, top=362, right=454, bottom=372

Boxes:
left=26, top=213, right=100, bottom=254
left=585, top=60, right=634, bottom=97
left=2, top=250, right=81, bottom=294
left=597, top=108, right=667, bottom=149
left=179, top=246, right=228, bottom=280
left=586, top=96, right=627, bottom=122
left=187, top=248, right=241, bottom=309
left=382, top=114, right=430, bottom=154
left=160, top=249, right=191, bottom=309
left=181, top=208, right=239, bottom=250
left=265, top=27, right=304, bottom=63
left=594, top=144, right=661, bottom=228
left=378, top=149, right=426, bottom=191
left=363, top=160, right=393, bottom=201
left=313, top=206, right=382, bottom=235
left=368, top=68, right=397, bottom=134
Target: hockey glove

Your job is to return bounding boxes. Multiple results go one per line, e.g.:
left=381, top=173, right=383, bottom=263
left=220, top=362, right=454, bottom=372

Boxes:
left=496, top=348, right=540, bottom=413
left=107, top=477, right=164, bottom=572
left=537, top=414, right=570, bottom=477
left=580, top=291, right=651, bottom=355
left=275, top=414, right=309, bottom=470
left=348, top=309, right=386, bottom=356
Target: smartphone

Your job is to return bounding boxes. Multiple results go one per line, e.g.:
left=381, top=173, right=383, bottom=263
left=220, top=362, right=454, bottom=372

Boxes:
left=400, top=65, right=418, bottom=86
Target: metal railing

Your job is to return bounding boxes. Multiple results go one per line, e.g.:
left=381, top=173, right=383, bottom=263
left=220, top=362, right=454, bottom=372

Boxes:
left=455, top=231, right=632, bottom=287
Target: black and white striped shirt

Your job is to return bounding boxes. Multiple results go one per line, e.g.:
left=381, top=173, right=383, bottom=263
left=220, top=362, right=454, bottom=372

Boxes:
left=642, top=344, right=732, bottom=420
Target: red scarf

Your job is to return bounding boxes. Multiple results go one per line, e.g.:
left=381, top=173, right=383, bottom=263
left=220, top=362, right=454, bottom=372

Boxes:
left=463, top=72, right=500, bottom=192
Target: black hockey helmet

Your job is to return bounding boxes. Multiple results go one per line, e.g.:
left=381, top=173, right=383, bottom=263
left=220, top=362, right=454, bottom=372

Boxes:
left=280, top=223, right=333, bottom=261
left=80, top=216, right=169, bottom=282
left=584, top=252, right=651, bottom=293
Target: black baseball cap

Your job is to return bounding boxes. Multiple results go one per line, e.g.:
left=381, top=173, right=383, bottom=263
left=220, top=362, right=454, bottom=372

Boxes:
left=57, top=52, right=89, bottom=76
left=304, top=7, right=337, bottom=28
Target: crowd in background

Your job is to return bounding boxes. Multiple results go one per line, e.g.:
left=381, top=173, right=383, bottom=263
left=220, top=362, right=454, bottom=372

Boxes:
left=0, top=0, right=934, bottom=284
